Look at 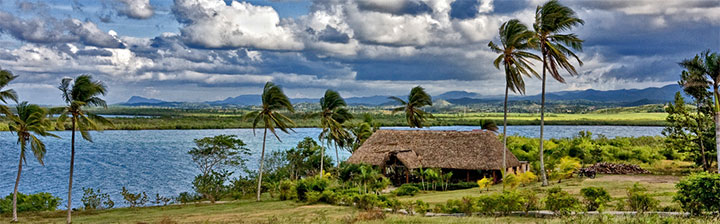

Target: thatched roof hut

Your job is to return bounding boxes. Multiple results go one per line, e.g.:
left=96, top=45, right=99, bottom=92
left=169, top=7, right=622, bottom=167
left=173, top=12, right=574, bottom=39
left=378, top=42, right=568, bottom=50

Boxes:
left=346, top=130, right=521, bottom=171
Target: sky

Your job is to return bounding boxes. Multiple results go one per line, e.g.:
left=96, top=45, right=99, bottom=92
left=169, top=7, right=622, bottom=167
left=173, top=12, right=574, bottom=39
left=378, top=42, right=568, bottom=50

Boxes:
left=0, top=0, right=718, bottom=105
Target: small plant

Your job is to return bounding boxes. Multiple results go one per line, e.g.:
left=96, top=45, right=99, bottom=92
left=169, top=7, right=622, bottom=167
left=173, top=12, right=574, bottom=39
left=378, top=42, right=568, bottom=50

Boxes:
left=517, top=171, right=537, bottom=187
left=674, top=172, right=720, bottom=215
left=403, top=200, right=415, bottom=215
left=176, top=192, right=202, bottom=204
left=545, top=187, right=580, bottom=215
left=81, top=188, right=114, bottom=210
left=580, top=187, right=611, bottom=211
left=626, top=183, right=657, bottom=213
left=153, top=194, right=172, bottom=206
left=121, top=187, right=148, bottom=208
left=519, top=190, right=539, bottom=214
left=386, top=198, right=402, bottom=213
left=393, top=184, right=420, bottom=196
left=278, top=180, right=296, bottom=201
left=496, top=191, right=523, bottom=216
left=458, top=196, right=476, bottom=216
left=476, top=194, right=498, bottom=215
left=192, top=170, right=232, bottom=203
left=353, top=193, right=380, bottom=210
left=503, top=173, right=519, bottom=189
left=414, top=200, right=430, bottom=216
left=477, top=177, right=492, bottom=192
left=553, top=157, right=581, bottom=183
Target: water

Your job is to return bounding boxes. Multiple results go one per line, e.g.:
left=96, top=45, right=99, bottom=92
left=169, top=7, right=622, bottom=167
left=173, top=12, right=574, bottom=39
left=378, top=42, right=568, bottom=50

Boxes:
left=0, top=125, right=663, bottom=208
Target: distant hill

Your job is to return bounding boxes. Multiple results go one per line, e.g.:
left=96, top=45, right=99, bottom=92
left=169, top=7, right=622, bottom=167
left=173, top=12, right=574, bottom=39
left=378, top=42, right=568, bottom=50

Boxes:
left=121, top=84, right=683, bottom=107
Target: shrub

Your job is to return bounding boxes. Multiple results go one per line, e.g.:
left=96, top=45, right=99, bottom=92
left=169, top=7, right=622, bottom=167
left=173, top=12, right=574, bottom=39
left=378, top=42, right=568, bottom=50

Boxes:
left=443, top=199, right=463, bottom=214
left=278, top=180, right=296, bottom=201
left=386, top=198, right=402, bottom=213
left=517, top=171, right=537, bottom=187
left=580, top=187, right=611, bottom=211
left=176, top=192, right=202, bottom=204
left=0, top=192, right=60, bottom=213
left=674, top=172, right=720, bottom=215
left=519, top=190, right=539, bottom=214
left=393, top=184, right=420, bottom=196
left=121, top=187, right=148, bottom=208
left=81, top=188, right=114, bottom=210
left=305, top=191, right=322, bottom=204
left=295, top=176, right=330, bottom=202
left=503, top=173, right=519, bottom=189
left=475, top=194, right=497, bottom=215
left=496, top=191, right=523, bottom=216
left=192, top=170, right=231, bottom=203
left=477, top=177, right=492, bottom=192
left=414, top=200, right=430, bottom=216
left=458, top=196, right=475, bottom=216
left=626, top=183, right=657, bottom=213
left=152, top=194, right=172, bottom=206
left=552, top=157, right=581, bottom=183
left=354, top=193, right=382, bottom=210
left=545, top=187, right=580, bottom=215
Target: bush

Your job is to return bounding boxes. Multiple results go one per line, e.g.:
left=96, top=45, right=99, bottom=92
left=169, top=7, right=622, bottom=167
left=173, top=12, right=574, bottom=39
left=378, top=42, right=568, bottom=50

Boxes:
left=192, top=170, right=231, bottom=203
left=477, top=177, right=492, bottom=192
left=295, top=176, right=330, bottom=202
left=414, top=200, right=430, bottom=216
left=674, top=172, right=720, bottom=215
left=517, top=171, right=537, bottom=187
left=353, top=193, right=381, bottom=210
left=580, top=187, right=611, bottom=211
left=152, top=194, right=172, bottom=206
left=503, top=173, right=519, bottom=189
left=81, top=188, right=114, bottom=210
left=626, top=183, right=657, bottom=213
left=496, top=191, right=524, bottom=216
left=386, top=198, right=402, bottom=213
left=0, top=192, right=60, bottom=213
left=176, top=192, right=202, bottom=204
left=475, top=194, right=498, bottom=215
left=278, top=180, right=296, bottom=201
left=519, top=190, right=539, bottom=214
left=545, top=187, right=580, bottom=215
left=305, top=191, right=322, bottom=204
left=393, top=184, right=420, bottom=196
left=121, top=187, right=148, bottom=208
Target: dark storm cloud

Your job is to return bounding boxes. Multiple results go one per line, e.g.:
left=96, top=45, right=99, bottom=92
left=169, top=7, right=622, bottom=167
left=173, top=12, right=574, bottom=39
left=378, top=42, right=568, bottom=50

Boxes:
left=307, top=26, right=350, bottom=44
left=356, top=0, right=432, bottom=15
left=76, top=48, right=114, bottom=56
left=0, top=11, right=124, bottom=48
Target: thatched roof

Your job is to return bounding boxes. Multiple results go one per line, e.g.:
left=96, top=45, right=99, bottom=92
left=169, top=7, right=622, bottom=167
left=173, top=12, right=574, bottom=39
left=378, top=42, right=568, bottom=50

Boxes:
left=346, top=130, right=521, bottom=170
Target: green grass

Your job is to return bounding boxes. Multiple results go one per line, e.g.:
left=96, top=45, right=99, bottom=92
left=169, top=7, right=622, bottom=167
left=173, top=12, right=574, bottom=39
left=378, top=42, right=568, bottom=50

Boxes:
left=7, top=174, right=694, bottom=223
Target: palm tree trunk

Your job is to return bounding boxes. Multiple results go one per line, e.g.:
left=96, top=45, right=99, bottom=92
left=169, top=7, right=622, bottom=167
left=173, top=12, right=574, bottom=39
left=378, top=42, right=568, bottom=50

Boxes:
left=502, top=83, right=509, bottom=190
left=715, top=87, right=720, bottom=173
left=320, top=141, right=325, bottom=175
left=67, top=118, right=76, bottom=224
left=256, top=127, right=268, bottom=201
left=697, top=102, right=708, bottom=171
left=539, top=52, right=549, bottom=186
left=12, top=150, right=23, bottom=222
left=335, top=144, right=340, bottom=169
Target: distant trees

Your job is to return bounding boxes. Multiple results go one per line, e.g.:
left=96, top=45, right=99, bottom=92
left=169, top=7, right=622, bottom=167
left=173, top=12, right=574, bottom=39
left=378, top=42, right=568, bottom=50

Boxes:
left=390, top=86, right=433, bottom=128
left=56, top=75, right=113, bottom=223
left=245, top=82, right=295, bottom=201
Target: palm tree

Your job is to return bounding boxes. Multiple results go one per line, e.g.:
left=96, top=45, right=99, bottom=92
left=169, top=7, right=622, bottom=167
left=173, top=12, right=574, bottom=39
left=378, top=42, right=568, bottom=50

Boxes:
left=0, top=68, right=18, bottom=105
left=317, top=90, right=352, bottom=173
left=532, top=0, right=584, bottom=186
left=390, top=86, right=433, bottom=128
left=245, top=82, right=295, bottom=201
left=680, top=51, right=720, bottom=173
left=56, top=75, right=112, bottom=223
left=488, top=19, right=541, bottom=174
left=5, top=102, right=59, bottom=222
left=678, top=69, right=712, bottom=171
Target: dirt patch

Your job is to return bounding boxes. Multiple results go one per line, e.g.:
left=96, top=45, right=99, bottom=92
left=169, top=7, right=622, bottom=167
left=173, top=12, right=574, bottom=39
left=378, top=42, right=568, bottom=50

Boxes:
left=589, top=175, right=680, bottom=184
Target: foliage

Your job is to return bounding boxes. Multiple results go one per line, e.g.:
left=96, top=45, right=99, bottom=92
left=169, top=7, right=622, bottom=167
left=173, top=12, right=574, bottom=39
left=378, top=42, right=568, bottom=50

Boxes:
left=188, top=135, right=250, bottom=176
left=175, top=192, right=202, bottom=204
left=517, top=171, right=537, bottom=186
left=81, top=188, right=114, bottom=210
left=278, top=180, right=297, bottom=201
left=353, top=193, right=381, bottom=210
left=477, top=177, right=492, bottom=192
left=580, top=187, right=611, bottom=211
left=552, top=156, right=580, bottom=182
left=283, top=137, right=333, bottom=180
left=316, top=89, right=352, bottom=172
left=414, top=200, right=430, bottom=216
left=674, top=172, right=720, bottom=215
left=503, top=173, right=519, bottom=189
left=0, top=192, right=60, bottom=213
left=393, top=184, right=420, bottom=196
left=121, top=187, right=148, bottom=208
left=390, top=86, right=433, bottom=128
left=626, top=183, right=658, bottom=213
left=192, top=170, right=232, bottom=203
left=519, top=189, right=540, bottom=214
left=295, top=176, right=330, bottom=201
left=152, top=194, right=172, bottom=206
left=544, top=187, right=580, bottom=215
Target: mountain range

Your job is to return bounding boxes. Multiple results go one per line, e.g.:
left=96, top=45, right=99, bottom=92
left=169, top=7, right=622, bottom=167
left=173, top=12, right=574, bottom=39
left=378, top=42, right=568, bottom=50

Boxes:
left=122, top=84, right=683, bottom=107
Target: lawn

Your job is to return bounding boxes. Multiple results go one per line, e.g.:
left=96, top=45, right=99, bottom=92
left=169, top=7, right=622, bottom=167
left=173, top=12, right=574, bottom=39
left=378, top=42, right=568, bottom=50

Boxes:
left=9, top=174, right=702, bottom=224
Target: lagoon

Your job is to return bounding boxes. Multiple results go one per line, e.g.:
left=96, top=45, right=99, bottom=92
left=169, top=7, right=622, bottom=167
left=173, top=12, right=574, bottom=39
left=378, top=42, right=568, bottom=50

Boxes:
left=0, top=125, right=663, bottom=208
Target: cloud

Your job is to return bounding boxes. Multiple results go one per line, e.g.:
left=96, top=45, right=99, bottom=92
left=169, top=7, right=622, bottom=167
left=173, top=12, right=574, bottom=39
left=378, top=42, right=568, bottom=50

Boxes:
left=0, top=11, right=124, bottom=48
left=115, top=0, right=155, bottom=19
left=173, top=0, right=303, bottom=50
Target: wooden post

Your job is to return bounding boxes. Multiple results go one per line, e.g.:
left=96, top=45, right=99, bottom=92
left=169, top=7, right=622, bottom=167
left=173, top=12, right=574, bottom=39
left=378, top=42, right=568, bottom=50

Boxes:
left=466, top=170, right=470, bottom=182
left=492, top=170, right=497, bottom=183
left=405, top=168, right=409, bottom=184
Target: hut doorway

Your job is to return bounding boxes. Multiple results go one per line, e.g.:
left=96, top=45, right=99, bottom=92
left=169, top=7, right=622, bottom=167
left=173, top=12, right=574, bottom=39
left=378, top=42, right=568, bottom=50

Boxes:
left=384, top=153, right=411, bottom=186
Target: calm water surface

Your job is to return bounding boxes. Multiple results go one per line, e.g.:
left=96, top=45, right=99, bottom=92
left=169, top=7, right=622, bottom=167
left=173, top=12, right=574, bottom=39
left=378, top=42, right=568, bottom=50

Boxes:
left=0, top=125, right=662, bottom=208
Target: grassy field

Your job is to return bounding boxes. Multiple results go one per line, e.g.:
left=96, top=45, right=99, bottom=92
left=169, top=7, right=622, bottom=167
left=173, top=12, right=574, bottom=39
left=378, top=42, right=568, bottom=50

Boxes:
left=9, top=174, right=708, bottom=224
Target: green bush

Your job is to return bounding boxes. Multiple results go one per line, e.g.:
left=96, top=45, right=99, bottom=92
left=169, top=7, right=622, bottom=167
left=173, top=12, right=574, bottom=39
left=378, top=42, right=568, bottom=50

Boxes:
left=545, top=187, right=580, bottom=215
left=386, top=198, right=402, bottom=213
left=305, top=191, right=322, bottom=204
left=476, top=194, right=498, bottom=215
left=295, top=176, right=330, bottom=202
left=496, top=191, right=524, bottom=215
left=81, top=188, right=114, bottom=210
left=414, top=200, right=430, bottom=216
left=0, top=192, right=60, bottom=213
left=278, top=180, right=296, bottom=201
left=519, top=190, right=540, bottom=214
left=353, top=194, right=381, bottom=210
left=393, top=184, right=420, bottom=196
left=626, top=183, right=658, bottom=213
left=121, top=187, right=148, bottom=208
left=674, top=172, right=720, bottom=215
left=580, top=187, right=611, bottom=211
left=192, top=170, right=231, bottom=203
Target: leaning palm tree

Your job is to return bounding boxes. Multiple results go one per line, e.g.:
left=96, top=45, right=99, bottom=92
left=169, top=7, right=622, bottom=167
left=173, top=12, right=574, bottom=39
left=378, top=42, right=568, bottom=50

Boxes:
left=0, top=68, right=18, bottom=105
left=489, top=19, right=541, bottom=174
left=532, top=0, right=584, bottom=186
left=56, top=75, right=112, bottom=223
left=245, top=82, right=295, bottom=201
left=6, top=102, right=59, bottom=222
left=678, top=69, right=712, bottom=171
left=317, top=90, right=352, bottom=173
left=390, top=86, right=433, bottom=128
left=680, top=50, right=720, bottom=173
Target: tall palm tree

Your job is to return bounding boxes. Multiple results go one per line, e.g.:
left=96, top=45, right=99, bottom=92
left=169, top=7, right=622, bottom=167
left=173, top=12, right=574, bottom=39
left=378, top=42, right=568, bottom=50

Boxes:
left=390, top=86, right=433, bottom=128
left=489, top=19, right=541, bottom=174
left=56, top=75, right=112, bottom=223
left=5, top=102, right=58, bottom=222
left=317, top=90, right=352, bottom=173
left=0, top=68, right=18, bottom=105
left=680, top=51, right=720, bottom=173
left=245, top=82, right=295, bottom=201
left=533, top=0, right=584, bottom=186
left=679, top=69, right=712, bottom=171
